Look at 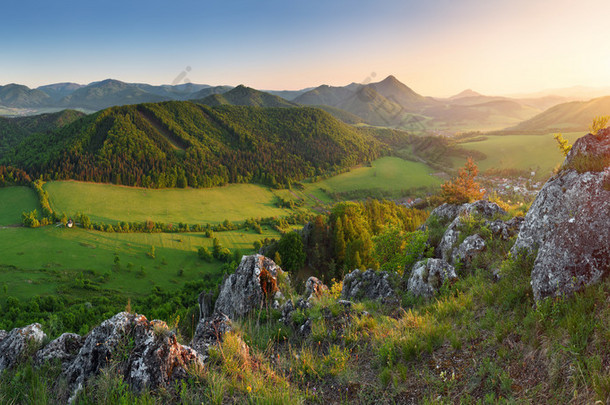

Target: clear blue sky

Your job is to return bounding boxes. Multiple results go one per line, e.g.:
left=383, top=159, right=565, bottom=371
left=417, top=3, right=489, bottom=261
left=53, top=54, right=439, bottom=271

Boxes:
left=3, top=0, right=610, bottom=96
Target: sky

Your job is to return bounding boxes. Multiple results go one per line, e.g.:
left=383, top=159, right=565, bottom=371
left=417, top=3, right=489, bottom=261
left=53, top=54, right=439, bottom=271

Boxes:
left=2, top=0, right=610, bottom=97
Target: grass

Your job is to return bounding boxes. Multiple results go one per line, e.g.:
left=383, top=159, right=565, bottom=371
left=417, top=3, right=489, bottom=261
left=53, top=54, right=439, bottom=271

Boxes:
left=300, top=157, right=442, bottom=202
left=44, top=181, right=293, bottom=225
left=0, top=186, right=40, bottom=225
left=459, top=132, right=584, bottom=177
left=0, top=225, right=280, bottom=300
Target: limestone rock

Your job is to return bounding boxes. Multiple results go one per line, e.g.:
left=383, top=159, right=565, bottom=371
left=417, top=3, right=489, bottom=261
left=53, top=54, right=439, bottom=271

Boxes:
left=512, top=130, right=610, bottom=300
left=0, top=323, right=46, bottom=372
left=436, top=200, right=506, bottom=262
left=214, top=254, right=283, bottom=318
left=341, top=269, right=396, bottom=301
left=407, top=259, right=457, bottom=298
left=489, top=216, right=524, bottom=240
left=64, top=312, right=202, bottom=400
left=512, top=169, right=610, bottom=300
left=304, top=276, right=328, bottom=301
left=190, top=313, right=232, bottom=357
left=452, top=234, right=486, bottom=265
left=35, top=332, right=83, bottom=369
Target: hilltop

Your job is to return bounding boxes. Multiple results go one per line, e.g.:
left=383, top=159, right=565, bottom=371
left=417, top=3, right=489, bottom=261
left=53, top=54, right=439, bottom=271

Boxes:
left=2, top=101, right=385, bottom=188
left=507, top=95, right=610, bottom=132
left=197, top=85, right=298, bottom=108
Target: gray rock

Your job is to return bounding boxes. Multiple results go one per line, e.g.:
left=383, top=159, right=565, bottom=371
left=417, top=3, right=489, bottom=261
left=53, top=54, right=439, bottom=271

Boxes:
left=564, top=129, right=610, bottom=164
left=341, top=269, right=396, bottom=301
left=407, top=259, right=458, bottom=298
left=452, top=234, right=486, bottom=265
left=35, top=332, right=83, bottom=369
left=0, top=323, right=46, bottom=372
left=190, top=313, right=232, bottom=359
left=214, top=254, right=283, bottom=319
left=489, top=216, right=524, bottom=240
left=304, top=276, right=328, bottom=301
left=198, top=291, right=215, bottom=320
left=428, top=203, right=464, bottom=225
left=437, top=200, right=506, bottom=262
left=279, top=300, right=295, bottom=324
left=512, top=168, right=610, bottom=300
left=64, top=312, right=202, bottom=400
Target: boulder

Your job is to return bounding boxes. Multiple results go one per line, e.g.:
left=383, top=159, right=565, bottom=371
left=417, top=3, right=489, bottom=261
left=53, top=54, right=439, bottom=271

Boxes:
left=190, top=313, right=232, bottom=358
left=436, top=200, right=506, bottom=263
left=64, top=312, right=202, bottom=400
left=427, top=203, right=464, bottom=224
left=214, top=254, right=284, bottom=318
left=341, top=269, right=396, bottom=301
left=512, top=130, right=610, bottom=300
left=0, top=323, right=46, bottom=372
left=452, top=234, right=486, bottom=265
left=304, top=276, right=328, bottom=301
left=489, top=216, right=524, bottom=240
left=407, top=259, right=457, bottom=298
left=35, top=332, right=84, bottom=369
left=512, top=170, right=610, bottom=300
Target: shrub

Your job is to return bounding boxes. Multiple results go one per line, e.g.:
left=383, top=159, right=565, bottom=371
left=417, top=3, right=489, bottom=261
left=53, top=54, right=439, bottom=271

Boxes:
left=440, top=157, right=484, bottom=204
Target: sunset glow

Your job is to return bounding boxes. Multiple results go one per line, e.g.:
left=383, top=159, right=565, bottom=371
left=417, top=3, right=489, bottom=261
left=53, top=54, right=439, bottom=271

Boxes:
left=3, top=0, right=610, bottom=96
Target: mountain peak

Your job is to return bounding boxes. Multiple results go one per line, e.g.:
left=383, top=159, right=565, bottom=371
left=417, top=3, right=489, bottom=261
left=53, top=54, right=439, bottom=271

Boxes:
left=450, top=89, right=483, bottom=99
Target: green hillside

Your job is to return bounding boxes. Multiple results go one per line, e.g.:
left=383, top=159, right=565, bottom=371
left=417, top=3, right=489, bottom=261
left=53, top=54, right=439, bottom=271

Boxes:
left=508, top=96, right=610, bottom=132
left=44, top=181, right=292, bottom=225
left=0, top=110, right=85, bottom=157
left=2, top=102, right=385, bottom=188
left=198, top=85, right=297, bottom=108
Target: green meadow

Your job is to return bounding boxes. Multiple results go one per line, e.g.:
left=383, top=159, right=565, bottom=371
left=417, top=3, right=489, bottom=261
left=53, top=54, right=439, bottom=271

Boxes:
left=0, top=225, right=280, bottom=300
left=300, top=156, right=442, bottom=201
left=459, top=132, right=585, bottom=175
left=44, top=182, right=292, bottom=225
left=0, top=186, right=40, bottom=225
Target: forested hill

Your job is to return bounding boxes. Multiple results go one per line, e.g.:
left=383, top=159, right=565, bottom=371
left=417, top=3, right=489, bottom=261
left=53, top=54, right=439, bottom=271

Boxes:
left=0, top=109, right=85, bottom=157
left=2, top=101, right=386, bottom=188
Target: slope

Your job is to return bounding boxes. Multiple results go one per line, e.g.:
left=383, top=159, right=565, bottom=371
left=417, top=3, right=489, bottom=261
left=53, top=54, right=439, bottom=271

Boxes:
left=4, top=101, right=385, bottom=188
left=508, top=96, right=610, bottom=132
left=197, top=85, right=297, bottom=108
left=0, top=110, right=85, bottom=158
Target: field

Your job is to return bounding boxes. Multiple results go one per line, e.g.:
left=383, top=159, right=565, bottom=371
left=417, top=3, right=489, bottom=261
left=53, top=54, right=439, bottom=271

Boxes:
left=299, top=157, right=442, bottom=201
left=0, top=156, right=442, bottom=303
left=0, top=186, right=40, bottom=225
left=0, top=225, right=280, bottom=300
left=459, top=132, right=585, bottom=176
left=44, top=182, right=293, bottom=225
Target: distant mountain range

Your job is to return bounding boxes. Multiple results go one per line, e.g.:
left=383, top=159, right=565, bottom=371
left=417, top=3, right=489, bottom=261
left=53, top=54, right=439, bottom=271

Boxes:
left=1, top=76, right=609, bottom=133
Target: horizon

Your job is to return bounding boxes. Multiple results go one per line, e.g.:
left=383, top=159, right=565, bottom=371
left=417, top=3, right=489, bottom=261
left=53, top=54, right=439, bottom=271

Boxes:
left=3, top=0, right=610, bottom=97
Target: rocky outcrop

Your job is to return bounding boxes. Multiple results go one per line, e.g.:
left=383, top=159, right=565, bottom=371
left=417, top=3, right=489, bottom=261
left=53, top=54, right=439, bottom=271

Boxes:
left=0, top=323, right=46, bottom=372
left=190, top=313, right=232, bottom=357
left=512, top=130, right=610, bottom=300
left=64, top=312, right=202, bottom=399
left=341, top=269, right=396, bottom=301
left=407, top=259, right=457, bottom=298
left=452, top=234, right=486, bottom=265
left=489, top=216, right=524, bottom=240
left=304, top=277, right=328, bottom=301
left=214, top=254, right=284, bottom=318
left=436, top=200, right=506, bottom=263
left=35, top=332, right=83, bottom=369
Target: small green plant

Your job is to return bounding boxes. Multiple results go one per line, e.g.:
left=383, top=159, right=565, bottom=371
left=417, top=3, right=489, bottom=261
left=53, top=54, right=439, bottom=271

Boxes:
left=589, top=115, right=610, bottom=136
left=553, top=133, right=572, bottom=157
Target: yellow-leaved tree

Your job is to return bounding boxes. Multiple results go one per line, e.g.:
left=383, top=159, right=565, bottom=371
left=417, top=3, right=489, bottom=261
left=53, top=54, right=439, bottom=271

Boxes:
left=441, top=157, right=484, bottom=204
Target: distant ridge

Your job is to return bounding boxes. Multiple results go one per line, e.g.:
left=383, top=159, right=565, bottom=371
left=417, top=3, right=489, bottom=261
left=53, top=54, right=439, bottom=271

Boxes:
left=198, top=85, right=297, bottom=108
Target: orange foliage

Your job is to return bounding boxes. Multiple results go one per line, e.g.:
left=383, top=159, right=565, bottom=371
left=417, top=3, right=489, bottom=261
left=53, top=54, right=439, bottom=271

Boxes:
left=441, top=157, right=484, bottom=204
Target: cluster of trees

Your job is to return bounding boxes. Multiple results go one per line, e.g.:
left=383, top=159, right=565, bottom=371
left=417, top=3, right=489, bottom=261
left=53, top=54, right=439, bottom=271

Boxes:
left=0, top=165, right=30, bottom=187
left=3, top=102, right=386, bottom=189
left=264, top=200, right=428, bottom=281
